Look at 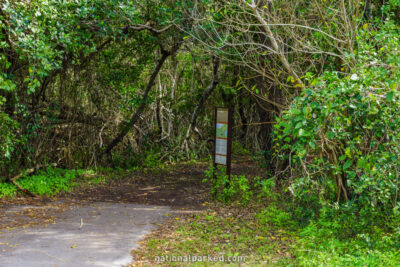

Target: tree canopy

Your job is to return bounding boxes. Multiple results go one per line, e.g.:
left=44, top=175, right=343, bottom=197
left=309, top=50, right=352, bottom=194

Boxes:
left=1, top=2, right=400, bottom=261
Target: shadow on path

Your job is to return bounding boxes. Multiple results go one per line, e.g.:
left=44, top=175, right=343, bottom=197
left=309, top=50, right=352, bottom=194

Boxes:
left=0, top=203, right=169, bottom=267
left=0, top=163, right=213, bottom=266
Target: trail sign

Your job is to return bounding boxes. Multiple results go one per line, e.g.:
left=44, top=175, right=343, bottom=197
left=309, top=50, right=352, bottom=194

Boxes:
left=213, top=107, right=233, bottom=176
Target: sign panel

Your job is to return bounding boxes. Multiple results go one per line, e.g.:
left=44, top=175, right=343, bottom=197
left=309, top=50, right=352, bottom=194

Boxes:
left=213, top=107, right=232, bottom=173
left=216, top=123, right=228, bottom=139
left=215, top=155, right=227, bottom=165
left=215, top=138, right=227, bottom=155
left=217, top=109, right=229, bottom=123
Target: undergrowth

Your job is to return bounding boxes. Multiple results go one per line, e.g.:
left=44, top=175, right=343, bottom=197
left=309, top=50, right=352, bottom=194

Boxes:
left=133, top=203, right=295, bottom=266
left=0, top=167, right=130, bottom=198
left=0, top=168, right=82, bottom=197
left=134, top=164, right=400, bottom=266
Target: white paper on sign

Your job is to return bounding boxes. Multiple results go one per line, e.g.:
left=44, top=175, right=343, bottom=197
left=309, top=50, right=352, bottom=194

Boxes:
left=216, top=139, right=228, bottom=155
left=217, top=109, right=229, bottom=122
left=215, top=155, right=227, bottom=165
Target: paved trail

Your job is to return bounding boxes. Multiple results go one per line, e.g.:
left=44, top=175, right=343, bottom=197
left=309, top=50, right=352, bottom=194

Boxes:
left=0, top=203, right=169, bottom=267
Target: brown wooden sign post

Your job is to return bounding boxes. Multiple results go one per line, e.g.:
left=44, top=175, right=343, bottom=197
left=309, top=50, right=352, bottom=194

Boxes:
left=213, top=107, right=233, bottom=178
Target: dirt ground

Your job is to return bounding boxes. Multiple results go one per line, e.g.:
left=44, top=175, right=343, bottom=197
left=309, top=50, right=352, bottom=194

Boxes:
left=0, top=160, right=263, bottom=237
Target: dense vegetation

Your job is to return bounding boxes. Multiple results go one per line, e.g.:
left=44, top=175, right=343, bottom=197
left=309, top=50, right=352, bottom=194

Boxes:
left=1, top=0, right=400, bottom=265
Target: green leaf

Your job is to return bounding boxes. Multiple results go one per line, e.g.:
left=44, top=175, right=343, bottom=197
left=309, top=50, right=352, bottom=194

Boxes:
left=327, top=132, right=335, bottom=139
left=346, top=171, right=356, bottom=179
left=343, top=160, right=352, bottom=170
left=308, top=141, right=315, bottom=149
left=386, top=91, right=395, bottom=102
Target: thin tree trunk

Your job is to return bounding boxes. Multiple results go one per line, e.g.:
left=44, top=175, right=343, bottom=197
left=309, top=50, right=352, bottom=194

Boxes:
left=246, top=0, right=305, bottom=88
left=183, top=56, right=220, bottom=151
left=103, top=44, right=180, bottom=158
left=238, top=95, right=248, bottom=141
left=168, top=56, right=178, bottom=137
left=340, top=0, right=354, bottom=56
left=155, top=75, right=163, bottom=138
left=364, top=0, right=372, bottom=20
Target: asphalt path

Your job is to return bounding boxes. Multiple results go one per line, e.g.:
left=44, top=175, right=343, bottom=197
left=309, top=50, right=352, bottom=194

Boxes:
left=0, top=203, right=169, bottom=267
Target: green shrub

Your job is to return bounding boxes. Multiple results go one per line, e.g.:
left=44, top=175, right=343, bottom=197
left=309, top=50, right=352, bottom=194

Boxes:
left=0, top=182, right=17, bottom=197
left=257, top=204, right=295, bottom=229
left=295, top=210, right=400, bottom=266
left=254, top=176, right=276, bottom=200
left=204, top=165, right=253, bottom=204
left=14, top=168, right=79, bottom=196
left=273, top=22, right=400, bottom=231
left=231, top=141, right=250, bottom=156
left=111, top=146, right=163, bottom=169
left=0, top=108, right=20, bottom=170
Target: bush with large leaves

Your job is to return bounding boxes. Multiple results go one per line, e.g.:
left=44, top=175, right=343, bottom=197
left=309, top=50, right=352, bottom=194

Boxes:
left=274, top=21, right=400, bottom=229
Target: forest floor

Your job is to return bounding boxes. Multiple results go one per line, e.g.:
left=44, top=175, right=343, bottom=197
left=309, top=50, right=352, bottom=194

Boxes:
left=129, top=161, right=295, bottom=266
left=0, top=161, right=293, bottom=266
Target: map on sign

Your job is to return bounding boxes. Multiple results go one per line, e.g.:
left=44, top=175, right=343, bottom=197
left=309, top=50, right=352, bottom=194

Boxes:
left=216, top=123, right=228, bottom=139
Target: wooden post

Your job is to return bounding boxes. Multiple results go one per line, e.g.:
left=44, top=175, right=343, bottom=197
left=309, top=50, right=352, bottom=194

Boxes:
left=213, top=107, right=217, bottom=181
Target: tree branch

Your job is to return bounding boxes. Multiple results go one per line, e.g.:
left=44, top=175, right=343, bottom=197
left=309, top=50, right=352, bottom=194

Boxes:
left=102, top=41, right=182, bottom=157
left=123, top=24, right=173, bottom=35
left=245, top=0, right=305, bottom=89
left=183, top=55, right=220, bottom=150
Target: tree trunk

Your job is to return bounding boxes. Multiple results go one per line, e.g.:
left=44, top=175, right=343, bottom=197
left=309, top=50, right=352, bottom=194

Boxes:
left=238, top=95, right=248, bottom=142
left=155, top=75, right=163, bottom=138
left=183, top=55, right=220, bottom=151
left=168, top=56, right=179, bottom=137
left=103, top=43, right=181, bottom=158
